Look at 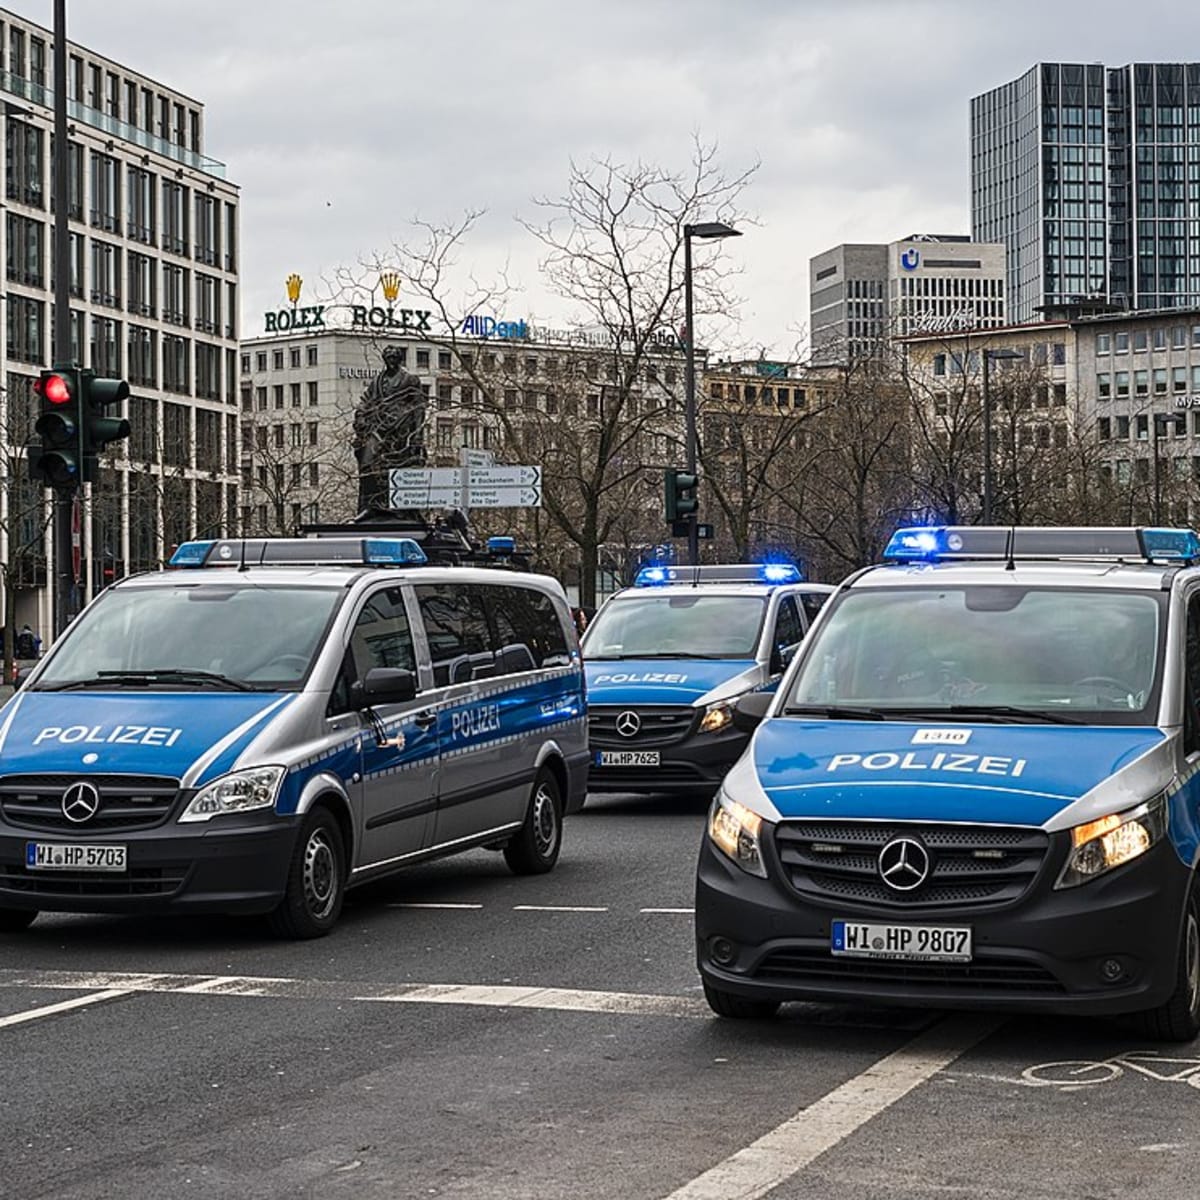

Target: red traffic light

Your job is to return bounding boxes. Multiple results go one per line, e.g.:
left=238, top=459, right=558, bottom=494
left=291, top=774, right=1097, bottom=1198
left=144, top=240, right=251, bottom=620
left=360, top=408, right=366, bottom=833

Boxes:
left=35, top=373, right=73, bottom=405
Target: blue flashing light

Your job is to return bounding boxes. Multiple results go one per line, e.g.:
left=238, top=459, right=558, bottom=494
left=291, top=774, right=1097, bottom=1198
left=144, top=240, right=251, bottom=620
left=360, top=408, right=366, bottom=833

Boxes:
left=883, top=527, right=949, bottom=561
left=635, top=566, right=670, bottom=586
left=761, top=563, right=802, bottom=584
left=1140, top=527, right=1200, bottom=561
left=363, top=538, right=427, bottom=565
left=169, top=540, right=217, bottom=567
left=487, top=536, right=517, bottom=555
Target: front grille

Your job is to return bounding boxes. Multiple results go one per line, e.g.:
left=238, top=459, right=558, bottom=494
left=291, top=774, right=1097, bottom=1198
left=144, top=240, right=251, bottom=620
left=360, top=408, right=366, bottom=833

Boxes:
left=588, top=706, right=696, bottom=747
left=0, top=774, right=180, bottom=833
left=0, top=864, right=188, bottom=898
left=753, top=947, right=1065, bottom=994
left=775, top=820, right=1051, bottom=910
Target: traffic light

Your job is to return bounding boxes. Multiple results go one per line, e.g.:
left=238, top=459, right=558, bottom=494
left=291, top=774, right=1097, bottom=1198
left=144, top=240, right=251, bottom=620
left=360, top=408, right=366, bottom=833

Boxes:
left=80, top=373, right=131, bottom=482
left=664, top=469, right=699, bottom=522
left=30, top=367, right=82, bottom=489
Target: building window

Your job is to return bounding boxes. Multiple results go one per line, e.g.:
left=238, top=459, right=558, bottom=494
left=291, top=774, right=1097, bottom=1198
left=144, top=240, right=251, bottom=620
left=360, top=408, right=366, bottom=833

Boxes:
left=1115, top=332, right=1129, bottom=354
left=127, top=166, right=156, bottom=244
left=163, top=335, right=191, bottom=396
left=195, top=343, right=221, bottom=400
left=416, top=349, right=430, bottom=369
left=1133, top=330, right=1148, bottom=353
left=1173, top=326, right=1187, bottom=350
left=1116, top=415, right=1130, bottom=439
left=1135, top=370, right=1149, bottom=396
left=272, top=350, right=284, bottom=370
left=307, top=381, right=319, bottom=406
left=255, top=352, right=267, bottom=372
left=1175, top=367, right=1188, bottom=393
left=163, top=264, right=190, bottom=326
left=240, top=353, right=251, bottom=374
left=437, top=384, right=452, bottom=410
left=290, top=383, right=301, bottom=407
left=127, top=325, right=157, bottom=388
left=89, top=152, right=121, bottom=232
left=89, top=316, right=122, bottom=376
left=1095, top=333, right=1111, bottom=354
left=128, top=251, right=156, bottom=317
left=6, top=295, right=43, bottom=364
left=306, top=345, right=318, bottom=367
left=255, top=386, right=267, bottom=410
left=933, top=354, right=947, bottom=376
left=194, top=193, right=220, bottom=266
left=1097, top=372, right=1111, bottom=399
left=5, top=119, right=43, bottom=208
left=6, top=214, right=43, bottom=286
left=90, top=240, right=122, bottom=307
left=273, top=385, right=284, bottom=409
left=1098, top=417, right=1111, bottom=440
left=289, top=347, right=301, bottom=369
left=1115, top=371, right=1130, bottom=398
left=1136, top=414, right=1149, bottom=440
left=1154, top=368, right=1168, bottom=394
left=195, top=273, right=220, bottom=334
left=307, top=422, right=318, bottom=446
left=162, top=181, right=189, bottom=256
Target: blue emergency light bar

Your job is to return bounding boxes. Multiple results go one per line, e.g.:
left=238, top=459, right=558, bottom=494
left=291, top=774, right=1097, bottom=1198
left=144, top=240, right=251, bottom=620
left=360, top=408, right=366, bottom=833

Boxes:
left=634, top=562, right=803, bottom=587
left=883, top=525, right=1200, bottom=564
left=169, top=537, right=428, bottom=568
left=487, top=536, right=516, bottom=555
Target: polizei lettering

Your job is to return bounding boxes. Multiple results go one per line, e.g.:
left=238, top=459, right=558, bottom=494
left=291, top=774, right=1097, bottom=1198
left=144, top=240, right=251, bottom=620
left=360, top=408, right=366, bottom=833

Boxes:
left=592, top=672, right=688, bottom=684
left=33, top=725, right=184, bottom=747
left=826, top=751, right=1027, bottom=778
left=450, top=704, right=501, bottom=741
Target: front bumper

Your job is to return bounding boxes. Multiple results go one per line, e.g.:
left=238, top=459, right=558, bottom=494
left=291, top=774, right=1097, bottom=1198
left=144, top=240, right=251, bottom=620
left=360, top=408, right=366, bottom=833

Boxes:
left=588, top=727, right=749, bottom=795
left=695, top=832, right=1192, bottom=1016
left=0, top=812, right=300, bottom=916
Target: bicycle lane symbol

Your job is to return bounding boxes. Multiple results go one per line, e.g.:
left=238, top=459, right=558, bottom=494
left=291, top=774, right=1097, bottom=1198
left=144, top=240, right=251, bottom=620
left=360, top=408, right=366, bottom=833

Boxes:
left=1020, top=1052, right=1200, bottom=1091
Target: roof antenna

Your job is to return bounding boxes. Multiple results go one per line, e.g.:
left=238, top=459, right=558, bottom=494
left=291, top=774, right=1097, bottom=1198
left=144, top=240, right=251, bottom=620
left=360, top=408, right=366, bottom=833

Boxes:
left=1005, top=526, right=1016, bottom=572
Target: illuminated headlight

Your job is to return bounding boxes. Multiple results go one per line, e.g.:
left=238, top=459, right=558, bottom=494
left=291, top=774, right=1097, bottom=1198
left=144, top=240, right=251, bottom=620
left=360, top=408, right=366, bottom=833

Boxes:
left=698, top=692, right=751, bottom=734
left=708, top=792, right=770, bottom=877
left=179, top=766, right=286, bottom=823
left=1056, top=795, right=1168, bottom=888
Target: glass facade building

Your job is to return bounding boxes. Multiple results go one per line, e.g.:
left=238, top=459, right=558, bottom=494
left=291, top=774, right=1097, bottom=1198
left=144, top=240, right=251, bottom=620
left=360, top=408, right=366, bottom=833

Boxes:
left=972, top=63, right=1200, bottom=323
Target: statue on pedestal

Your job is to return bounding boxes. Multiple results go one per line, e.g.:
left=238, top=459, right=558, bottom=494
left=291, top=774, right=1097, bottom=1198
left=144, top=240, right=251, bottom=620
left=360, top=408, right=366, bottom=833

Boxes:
left=352, top=346, right=427, bottom=512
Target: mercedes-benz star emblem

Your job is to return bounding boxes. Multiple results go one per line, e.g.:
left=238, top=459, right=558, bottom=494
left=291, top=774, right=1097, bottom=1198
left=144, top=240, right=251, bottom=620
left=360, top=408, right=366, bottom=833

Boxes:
left=615, top=710, right=642, bottom=738
left=877, top=836, right=931, bottom=892
left=62, top=781, right=101, bottom=824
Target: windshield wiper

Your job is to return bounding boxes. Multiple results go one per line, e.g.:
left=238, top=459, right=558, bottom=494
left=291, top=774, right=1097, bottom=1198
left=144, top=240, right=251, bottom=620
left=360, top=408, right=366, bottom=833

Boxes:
left=882, top=704, right=1083, bottom=725
left=43, top=668, right=254, bottom=692
left=782, top=704, right=890, bottom=721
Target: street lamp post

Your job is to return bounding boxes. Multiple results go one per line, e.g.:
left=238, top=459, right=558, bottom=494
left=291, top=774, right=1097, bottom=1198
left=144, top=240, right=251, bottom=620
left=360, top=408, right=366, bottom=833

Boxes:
left=683, top=221, right=741, bottom=565
left=980, top=347, right=1024, bottom=524
left=1152, top=412, right=1185, bottom=524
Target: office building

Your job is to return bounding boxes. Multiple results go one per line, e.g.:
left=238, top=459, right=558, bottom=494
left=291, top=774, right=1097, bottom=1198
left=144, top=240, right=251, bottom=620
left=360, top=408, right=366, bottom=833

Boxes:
left=0, top=7, right=240, bottom=636
left=809, top=235, right=1006, bottom=364
left=972, top=62, right=1200, bottom=323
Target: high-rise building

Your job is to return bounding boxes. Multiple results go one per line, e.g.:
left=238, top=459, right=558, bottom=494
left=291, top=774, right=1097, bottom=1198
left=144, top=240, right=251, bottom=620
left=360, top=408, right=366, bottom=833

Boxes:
left=0, top=6, right=241, bottom=638
left=972, top=62, right=1200, bottom=324
left=809, top=235, right=1006, bottom=364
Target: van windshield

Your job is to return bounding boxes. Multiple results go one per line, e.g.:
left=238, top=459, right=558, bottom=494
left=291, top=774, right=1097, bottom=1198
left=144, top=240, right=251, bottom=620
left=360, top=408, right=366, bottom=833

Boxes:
left=783, top=586, right=1165, bottom=725
left=33, top=583, right=344, bottom=691
left=583, top=594, right=765, bottom=660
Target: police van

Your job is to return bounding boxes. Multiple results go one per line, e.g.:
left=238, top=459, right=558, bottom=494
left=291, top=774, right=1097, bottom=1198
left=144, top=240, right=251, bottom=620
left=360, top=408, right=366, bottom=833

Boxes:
left=582, top=564, right=834, bottom=796
left=0, top=536, right=588, bottom=938
left=697, top=526, right=1200, bottom=1040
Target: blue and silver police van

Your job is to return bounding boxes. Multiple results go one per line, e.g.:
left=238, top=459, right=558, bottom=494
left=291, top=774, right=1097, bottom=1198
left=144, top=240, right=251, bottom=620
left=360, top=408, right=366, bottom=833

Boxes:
left=582, top=564, right=833, bottom=796
left=697, top=526, right=1200, bottom=1040
left=0, top=536, right=588, bottom=938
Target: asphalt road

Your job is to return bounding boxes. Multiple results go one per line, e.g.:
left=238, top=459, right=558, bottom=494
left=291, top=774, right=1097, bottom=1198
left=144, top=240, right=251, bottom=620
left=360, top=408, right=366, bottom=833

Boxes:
left=1, top=792, right=1198, bottom=1200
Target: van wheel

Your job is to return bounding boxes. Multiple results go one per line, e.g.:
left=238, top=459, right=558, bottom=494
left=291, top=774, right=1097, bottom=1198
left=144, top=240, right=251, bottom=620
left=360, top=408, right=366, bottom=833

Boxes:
left=269, top=808, right=346, bottom=939
left=504, top=769, right=562, bottom=875
left=0, top=908, right=36, bottom=932
left=1135, top=879, right=1200, bottom=1043
left=703, top=980, right=780, bottom=1020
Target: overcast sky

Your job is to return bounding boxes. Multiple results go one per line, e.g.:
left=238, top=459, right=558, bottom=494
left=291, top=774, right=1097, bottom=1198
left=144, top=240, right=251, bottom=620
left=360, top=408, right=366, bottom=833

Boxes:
left=22, top=0, right=1200, bottom=355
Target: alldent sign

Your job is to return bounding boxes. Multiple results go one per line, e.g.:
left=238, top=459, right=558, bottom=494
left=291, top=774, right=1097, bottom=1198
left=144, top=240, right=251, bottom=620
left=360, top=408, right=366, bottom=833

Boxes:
left=461, top=315, right=528, bottom=339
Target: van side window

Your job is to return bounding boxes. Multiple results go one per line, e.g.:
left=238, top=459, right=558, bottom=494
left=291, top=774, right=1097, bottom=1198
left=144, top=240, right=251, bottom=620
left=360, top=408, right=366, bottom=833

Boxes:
left=415, top=584, right=495, bottom=686
left=489, top=585, right=571, bottom=672
left=1186, top=596, right=1200, bottom=752
left=771, top=596, right=804, bottom=672
left=799, top=591, right=829, bottom=626
left=351, top=588, right=417, bottom=675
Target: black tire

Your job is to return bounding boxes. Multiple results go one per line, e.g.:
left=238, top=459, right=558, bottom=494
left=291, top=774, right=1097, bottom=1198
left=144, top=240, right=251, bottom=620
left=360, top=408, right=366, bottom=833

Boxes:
left=504, top=768, right=563, bottom=875
left=0, top=908, right=36, bottom=932
left=1135, top=879, right=1200, bottom=1043
left=268, top=807, right=346, bottom=939
left=703, top=980, right=781, bottom=1020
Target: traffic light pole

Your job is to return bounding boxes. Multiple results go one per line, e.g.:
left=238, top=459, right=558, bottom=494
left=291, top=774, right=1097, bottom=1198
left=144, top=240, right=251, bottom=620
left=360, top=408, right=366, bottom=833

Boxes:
left=51, top=0, right=73, bottom=637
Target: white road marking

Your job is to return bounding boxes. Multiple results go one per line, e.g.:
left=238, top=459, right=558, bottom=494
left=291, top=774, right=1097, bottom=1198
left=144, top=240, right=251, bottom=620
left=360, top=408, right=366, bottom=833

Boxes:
left=0, top=969, right=703, bottom=1019
left=387, top=902, right=484, bottom=910
left=641, top=907, right=695, bottom=914
left=512, top=904, right=609, bottom=913
left=660, top=1013, right=1001, bottom=1200
left=0, top=988, right=132, bottom=1029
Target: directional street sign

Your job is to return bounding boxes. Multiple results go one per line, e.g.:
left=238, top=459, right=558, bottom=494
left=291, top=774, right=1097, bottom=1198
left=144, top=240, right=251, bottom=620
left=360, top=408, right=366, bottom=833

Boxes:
left=389, top=465, right=542, bottom=509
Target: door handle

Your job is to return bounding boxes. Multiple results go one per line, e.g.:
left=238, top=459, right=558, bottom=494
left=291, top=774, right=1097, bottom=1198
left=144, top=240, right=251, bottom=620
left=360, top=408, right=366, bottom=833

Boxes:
left=413, top=710, right=437, bottom=729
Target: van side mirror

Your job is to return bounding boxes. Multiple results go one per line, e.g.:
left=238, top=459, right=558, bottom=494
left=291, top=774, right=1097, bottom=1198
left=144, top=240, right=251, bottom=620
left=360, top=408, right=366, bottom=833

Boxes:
left=351, top=667, right=417, bottom=708
left=771, top=642, right=799, bottom=675
left=13, top=666, right=34, bottom=689
left=732, top=691, right=774, bottom=733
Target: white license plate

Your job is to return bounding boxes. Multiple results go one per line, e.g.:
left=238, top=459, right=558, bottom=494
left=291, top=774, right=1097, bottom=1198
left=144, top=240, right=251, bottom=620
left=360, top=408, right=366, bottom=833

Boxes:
left=831, top=919, right=972, bottom=963
left=596, top=750, right=661, bottom=767
left=26, top=842, right=127, bottom=872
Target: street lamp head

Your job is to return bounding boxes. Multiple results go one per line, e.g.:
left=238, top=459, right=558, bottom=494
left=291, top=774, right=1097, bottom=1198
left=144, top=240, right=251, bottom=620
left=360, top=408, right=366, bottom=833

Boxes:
left=685, top=221, right=741, bottom=240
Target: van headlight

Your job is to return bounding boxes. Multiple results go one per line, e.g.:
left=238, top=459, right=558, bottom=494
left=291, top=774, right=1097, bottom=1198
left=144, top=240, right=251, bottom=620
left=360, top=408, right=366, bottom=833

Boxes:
left=708, top=792, right=770, bottom=877
left=698, top=691, right=751, bottom=734
left=179, top=766, right=286, bottom=823
left=1056, top=795, right=1168, bottom=888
